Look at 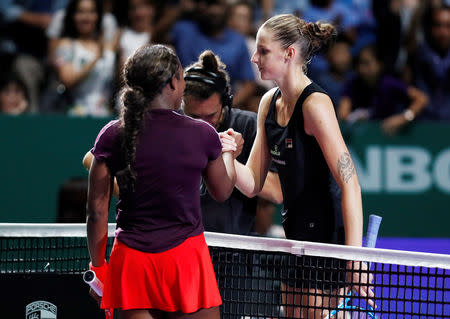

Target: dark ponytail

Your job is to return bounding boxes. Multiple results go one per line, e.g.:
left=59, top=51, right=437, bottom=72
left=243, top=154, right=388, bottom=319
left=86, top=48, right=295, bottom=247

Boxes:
left=184, top=50, right=231, bottom=104
left=117, top=44, right=180, bottom=193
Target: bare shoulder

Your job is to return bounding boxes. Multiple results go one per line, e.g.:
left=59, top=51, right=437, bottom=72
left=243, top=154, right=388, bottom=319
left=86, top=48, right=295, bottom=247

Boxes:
left=302, top=92, right=337, bottom=135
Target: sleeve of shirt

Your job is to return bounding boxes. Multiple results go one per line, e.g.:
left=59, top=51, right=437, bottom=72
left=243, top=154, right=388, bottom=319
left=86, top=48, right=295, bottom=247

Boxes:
left=203, top=123, right=222, bottom=161
left=91, top=120, right=120, bottom=166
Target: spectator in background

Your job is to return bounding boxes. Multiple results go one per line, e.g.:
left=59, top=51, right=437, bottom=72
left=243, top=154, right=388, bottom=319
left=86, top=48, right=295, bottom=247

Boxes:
left=116, top=0, right=155, bottom=67
left=145, top=0, right=197, bottom=44
left=46, top=0, right=117, bottom=59
left=338, top=45, right=428, bottom=135
left=313, top=35, right=353, bottom=107
left=302, top=0, right=359, bottom=77
left=0, top=74, right=29, bottom=115
left=48, top=0, right=118, bottom=117
left=412, top=3, right=450, bottom=121
left=303, top=0, right=359, bottom=44
left=339, top=0, right=377, bottom=51
left=0, top=0, right=67, bottom=111
left=170, top=0, right=256, bottom=107
left=228, top=0, right=275, bottom=113
left=262, top=0, right=309, bottom=19
left=373, top=0, right=403, bottom=75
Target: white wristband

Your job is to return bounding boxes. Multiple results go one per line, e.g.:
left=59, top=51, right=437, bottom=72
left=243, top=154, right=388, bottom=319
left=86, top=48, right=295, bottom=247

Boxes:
left=403, top=109, right=415, bottom=122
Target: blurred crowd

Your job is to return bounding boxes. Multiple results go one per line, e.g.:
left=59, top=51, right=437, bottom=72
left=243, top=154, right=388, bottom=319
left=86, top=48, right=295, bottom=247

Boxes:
left=0, top=0, right=449, bottom=132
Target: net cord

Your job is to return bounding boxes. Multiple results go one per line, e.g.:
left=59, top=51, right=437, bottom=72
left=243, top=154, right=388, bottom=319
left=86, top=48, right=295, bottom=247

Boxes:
left=1, top=223, right=449, bottom=269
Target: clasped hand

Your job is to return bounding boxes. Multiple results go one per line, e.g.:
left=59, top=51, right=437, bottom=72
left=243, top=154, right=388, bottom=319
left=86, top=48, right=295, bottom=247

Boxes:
left=218, top=128, right=244, bottom=158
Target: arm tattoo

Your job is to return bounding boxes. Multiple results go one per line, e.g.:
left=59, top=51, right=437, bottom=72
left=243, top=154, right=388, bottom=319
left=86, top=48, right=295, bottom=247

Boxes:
left=337, top=152, right=356, bottom=183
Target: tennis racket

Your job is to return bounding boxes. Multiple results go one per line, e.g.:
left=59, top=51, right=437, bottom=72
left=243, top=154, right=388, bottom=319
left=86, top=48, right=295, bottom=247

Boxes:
left=326, top=214, right=382, bottom=319
left=83, top=270, right=113, bottom=319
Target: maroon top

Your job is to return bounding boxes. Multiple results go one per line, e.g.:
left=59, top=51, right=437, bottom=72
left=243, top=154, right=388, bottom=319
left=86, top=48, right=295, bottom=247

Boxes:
left=91, top=109, right=221, bottom=253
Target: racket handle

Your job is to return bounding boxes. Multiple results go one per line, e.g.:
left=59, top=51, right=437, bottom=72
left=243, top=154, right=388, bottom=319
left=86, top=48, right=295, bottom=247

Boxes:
left=83, top=270, right=104, bottom=297
left=365, top=214, right=382, bottom=248
left=83, top=270, right=113, bottom=319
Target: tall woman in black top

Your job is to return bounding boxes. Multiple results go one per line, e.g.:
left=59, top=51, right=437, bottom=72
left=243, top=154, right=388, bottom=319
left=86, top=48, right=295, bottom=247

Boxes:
left=232, top=14, right=373, bottom=318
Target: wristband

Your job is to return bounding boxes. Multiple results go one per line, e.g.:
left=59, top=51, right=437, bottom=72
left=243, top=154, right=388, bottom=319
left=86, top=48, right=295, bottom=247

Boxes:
left=89, top=259, right=108, bottom=283
left=403, top=109, right=415, bottom=122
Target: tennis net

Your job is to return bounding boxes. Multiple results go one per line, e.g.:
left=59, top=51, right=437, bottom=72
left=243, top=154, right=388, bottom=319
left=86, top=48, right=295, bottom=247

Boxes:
left=1, top=223, right=449, bottom=318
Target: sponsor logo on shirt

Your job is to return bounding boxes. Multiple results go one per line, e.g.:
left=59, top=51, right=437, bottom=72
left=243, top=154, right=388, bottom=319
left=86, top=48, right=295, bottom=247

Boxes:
left=270, top=144, right=281, bottom=156
left=285, top=138, right=293, bottom=149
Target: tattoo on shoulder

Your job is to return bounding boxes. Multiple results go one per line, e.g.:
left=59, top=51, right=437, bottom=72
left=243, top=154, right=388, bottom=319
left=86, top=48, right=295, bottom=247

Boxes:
left=337, top=152, right=356, bottom=183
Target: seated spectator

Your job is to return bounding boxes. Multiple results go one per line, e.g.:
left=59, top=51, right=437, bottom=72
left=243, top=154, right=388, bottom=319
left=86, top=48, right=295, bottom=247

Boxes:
left=373, top=0, right=403, bottom=75
left=170, top=0, right=256, bottom=107
left=302, top=0, right=359, bottom=76
left=338, top=45, right=428, bottom=135
left=340, top=0, right=376, bottom=51
left=48, top=0, right=118, bottom=117
left=46, top=0, right=117, bottom=60
left=303, top=0, right=359, bottom=44
left=412, top=3, right=450, bottom=121
left=117, top=0, right=155, bottom=67
left=0, top=74, right=29, bottom=115
left=0, top=0, right=67, bottom=111
left=313, top=35, right=353, bottom=107
left=228, top=0, right=274, bottom=112
left=264, top=0, right=309, bottom=19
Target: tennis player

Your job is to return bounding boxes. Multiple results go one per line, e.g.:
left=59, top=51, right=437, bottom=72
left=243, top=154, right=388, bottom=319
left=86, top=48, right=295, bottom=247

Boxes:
left=227, top=14, right=374, bottom=318
left=86, top=44, right=237, bottom=319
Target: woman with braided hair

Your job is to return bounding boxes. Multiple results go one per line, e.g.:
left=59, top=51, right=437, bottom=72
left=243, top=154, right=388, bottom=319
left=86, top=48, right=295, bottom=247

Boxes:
left=86, top=44, right=237, bottom=319
left=227, top=14, right=374, bottom=318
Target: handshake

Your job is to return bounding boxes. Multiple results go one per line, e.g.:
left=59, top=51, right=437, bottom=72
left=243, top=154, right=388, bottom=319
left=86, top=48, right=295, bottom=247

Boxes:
left=218, top=128, right=244, bottom=158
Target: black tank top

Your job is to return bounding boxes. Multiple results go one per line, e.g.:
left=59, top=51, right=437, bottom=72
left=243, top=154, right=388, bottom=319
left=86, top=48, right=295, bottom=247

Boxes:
left=265, top=83, right=343, bottom=244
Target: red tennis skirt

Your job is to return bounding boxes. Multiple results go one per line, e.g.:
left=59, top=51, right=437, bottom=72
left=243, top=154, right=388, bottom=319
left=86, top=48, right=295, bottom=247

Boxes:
left=101, top=233, right=222, bottom=312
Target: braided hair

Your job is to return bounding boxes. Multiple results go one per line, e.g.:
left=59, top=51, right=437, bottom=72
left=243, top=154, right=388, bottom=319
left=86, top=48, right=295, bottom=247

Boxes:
left=116, top=44, right=180, bottom=193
